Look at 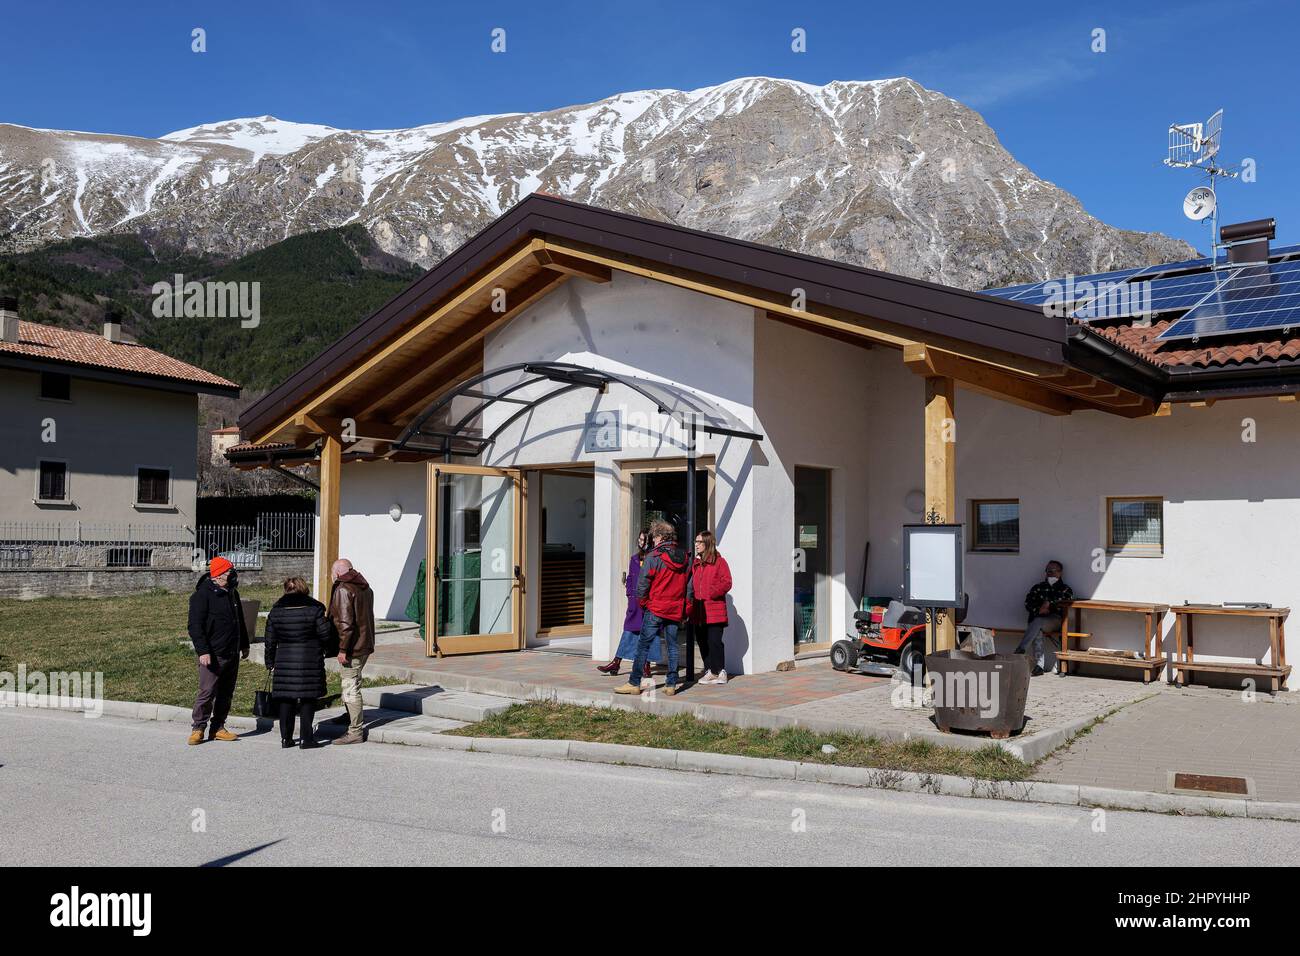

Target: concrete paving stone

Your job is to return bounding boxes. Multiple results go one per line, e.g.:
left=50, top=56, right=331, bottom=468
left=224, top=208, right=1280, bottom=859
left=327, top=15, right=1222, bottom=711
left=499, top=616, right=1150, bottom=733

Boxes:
left=359, top=684, right=516, bottom=722
left=674, top=750, right=799, bottom=779
left=1080, top=785, right=1248, bottom=817
left=568, top=740, right=680, bottom=770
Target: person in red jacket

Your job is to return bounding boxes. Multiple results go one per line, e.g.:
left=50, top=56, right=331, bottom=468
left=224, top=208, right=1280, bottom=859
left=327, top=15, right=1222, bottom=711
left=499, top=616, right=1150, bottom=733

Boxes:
left=616, top=519, right=687, bottom=696
left=690, top=530, right=733, bottom=684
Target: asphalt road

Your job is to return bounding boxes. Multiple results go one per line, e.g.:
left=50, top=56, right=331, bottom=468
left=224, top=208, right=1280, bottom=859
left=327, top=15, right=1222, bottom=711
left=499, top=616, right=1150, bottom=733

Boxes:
left=1, top=708, right=1293, bottom=866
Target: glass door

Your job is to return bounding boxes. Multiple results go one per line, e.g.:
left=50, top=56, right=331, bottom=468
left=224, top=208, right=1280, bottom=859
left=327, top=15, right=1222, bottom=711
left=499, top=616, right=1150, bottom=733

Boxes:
left=425, top=463, right=523, bottom=656
left=794, top=466, right=831, bottom=649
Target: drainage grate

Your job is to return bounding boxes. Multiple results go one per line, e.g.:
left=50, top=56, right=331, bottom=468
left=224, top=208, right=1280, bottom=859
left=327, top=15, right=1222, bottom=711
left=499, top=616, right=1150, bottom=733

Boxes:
left=1171, top=772, right=1251, bottom=795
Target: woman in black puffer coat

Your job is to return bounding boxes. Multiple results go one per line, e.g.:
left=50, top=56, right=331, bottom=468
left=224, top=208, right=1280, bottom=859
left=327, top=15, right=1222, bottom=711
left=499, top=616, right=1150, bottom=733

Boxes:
left=264, top=577, right=334, bottom=749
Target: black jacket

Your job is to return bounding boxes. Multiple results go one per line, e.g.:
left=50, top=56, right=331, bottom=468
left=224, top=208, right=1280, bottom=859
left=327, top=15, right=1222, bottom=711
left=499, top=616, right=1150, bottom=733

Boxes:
left=265, top=592, right=332, bottom=699
left=188, top=573, right=250, bottom=659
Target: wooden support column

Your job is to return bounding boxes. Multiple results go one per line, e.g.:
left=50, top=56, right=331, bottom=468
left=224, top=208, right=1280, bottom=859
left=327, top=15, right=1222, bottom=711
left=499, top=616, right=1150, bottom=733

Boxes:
left=316, top=435, right=341, bottom=602
left=924, top=375, right=958, bottom=652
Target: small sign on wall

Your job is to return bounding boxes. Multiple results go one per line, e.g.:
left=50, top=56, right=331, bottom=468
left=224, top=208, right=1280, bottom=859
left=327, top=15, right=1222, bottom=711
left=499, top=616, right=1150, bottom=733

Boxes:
left=584, top=410, right=621, bottom=452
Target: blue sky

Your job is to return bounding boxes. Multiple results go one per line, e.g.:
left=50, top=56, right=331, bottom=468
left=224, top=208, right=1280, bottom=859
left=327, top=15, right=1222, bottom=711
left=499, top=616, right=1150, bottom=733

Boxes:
left=3, top=0, right=1294, bottom=251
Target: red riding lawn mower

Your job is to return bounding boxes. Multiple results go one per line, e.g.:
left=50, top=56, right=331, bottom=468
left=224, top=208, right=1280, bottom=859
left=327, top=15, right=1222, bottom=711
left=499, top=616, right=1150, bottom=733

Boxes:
left=831, top=595, right=995, bottom=681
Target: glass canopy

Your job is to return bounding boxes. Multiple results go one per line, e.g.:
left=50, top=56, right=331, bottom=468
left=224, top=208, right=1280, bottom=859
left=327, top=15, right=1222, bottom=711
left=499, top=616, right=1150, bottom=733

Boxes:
left=394, top=362, right=762, bottom=457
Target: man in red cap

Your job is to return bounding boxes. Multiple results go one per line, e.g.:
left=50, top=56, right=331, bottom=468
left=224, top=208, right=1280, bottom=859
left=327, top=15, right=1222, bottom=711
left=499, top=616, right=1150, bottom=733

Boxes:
left=186, top=556, right=250, bottom=745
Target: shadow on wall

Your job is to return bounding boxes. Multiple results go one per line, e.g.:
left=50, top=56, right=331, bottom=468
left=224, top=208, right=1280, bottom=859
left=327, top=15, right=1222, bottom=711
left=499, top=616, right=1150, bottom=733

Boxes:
left=386, top=512, right=425, bottom=622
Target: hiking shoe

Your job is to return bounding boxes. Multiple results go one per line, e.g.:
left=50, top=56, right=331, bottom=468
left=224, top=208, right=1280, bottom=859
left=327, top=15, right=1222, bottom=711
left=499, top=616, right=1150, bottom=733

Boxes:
left=210, top=727, right=238, bottom=742
left=662, top=684, right=678, bottom=696
left=333, top=731, right=364, bottom=745
left=613, top=683, right=643, bottom=695
left=187, top=730, right=204, bottom=746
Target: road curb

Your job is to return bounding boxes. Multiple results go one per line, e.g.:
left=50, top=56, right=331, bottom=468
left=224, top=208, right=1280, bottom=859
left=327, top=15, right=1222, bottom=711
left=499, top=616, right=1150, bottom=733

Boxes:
left=5, top=692, right=1297, bottom=821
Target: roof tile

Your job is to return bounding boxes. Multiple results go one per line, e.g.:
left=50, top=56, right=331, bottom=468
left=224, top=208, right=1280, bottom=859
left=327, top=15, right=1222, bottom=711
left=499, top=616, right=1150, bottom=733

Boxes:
left=0, top=321, right=238, bottom=389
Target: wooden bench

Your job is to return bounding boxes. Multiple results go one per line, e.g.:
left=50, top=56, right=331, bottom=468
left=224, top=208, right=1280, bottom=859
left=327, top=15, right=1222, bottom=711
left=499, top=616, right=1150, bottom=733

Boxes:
left=1171, top=605, right=1291, bottom=695
left=1056, top=600, right=1169, bottom=683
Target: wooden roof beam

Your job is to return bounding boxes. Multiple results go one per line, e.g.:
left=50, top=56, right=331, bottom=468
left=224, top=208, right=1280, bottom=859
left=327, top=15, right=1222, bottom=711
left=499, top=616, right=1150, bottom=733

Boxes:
left=533, top=248, right=612, bottom=283
left=250, top=239, right=547, bottom=444
left=905, top=344, right=1076, bottom=416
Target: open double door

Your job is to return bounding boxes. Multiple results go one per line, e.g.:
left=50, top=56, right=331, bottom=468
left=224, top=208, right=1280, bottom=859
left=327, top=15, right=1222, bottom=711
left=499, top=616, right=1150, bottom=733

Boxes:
left=424, top=463, right=524, bottom=656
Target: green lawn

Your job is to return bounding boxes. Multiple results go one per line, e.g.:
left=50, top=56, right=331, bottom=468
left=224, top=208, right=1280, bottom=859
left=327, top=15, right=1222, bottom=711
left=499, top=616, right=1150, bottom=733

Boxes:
left=0, top=586, right=400, bottom=717
left=455, top=702, right=1031, bottom=780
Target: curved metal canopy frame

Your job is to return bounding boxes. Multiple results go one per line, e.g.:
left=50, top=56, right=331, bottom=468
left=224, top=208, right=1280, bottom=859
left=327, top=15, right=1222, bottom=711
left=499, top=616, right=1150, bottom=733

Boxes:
left=394, top=361, right=762, bottom=458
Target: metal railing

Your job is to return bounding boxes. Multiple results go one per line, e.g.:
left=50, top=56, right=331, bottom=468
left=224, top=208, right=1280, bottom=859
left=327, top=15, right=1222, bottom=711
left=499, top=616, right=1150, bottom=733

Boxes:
left=194, top=513, right=314, bottom=570
left=0, top=521, right=194, bottom=570
left=0, top=512, right=313, bottom=571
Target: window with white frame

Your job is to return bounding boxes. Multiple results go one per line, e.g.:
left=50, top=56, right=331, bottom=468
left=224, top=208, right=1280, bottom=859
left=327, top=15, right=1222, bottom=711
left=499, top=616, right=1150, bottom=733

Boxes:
left=1107, top=496, right=1163, bottom=554
left=37, top=460, right=67, bottom=502
left=136, top=467, right=172, bottom=506
left=970, top=499, right=1019, bottom=552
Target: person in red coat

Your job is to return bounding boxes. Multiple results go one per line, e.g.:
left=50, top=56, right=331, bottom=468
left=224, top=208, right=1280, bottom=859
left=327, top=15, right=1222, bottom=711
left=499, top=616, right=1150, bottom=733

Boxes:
left=690, top=530, right=733, bottom=684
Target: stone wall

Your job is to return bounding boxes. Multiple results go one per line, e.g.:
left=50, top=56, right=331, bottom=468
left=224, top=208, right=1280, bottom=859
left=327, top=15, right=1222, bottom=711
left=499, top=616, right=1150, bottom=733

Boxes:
left=0, top=552, right=312, bottom=600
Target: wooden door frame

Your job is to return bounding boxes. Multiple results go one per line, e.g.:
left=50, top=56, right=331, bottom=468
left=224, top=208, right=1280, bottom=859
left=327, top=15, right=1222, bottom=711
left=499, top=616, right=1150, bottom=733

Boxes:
left=425, top=462, right=525, bottom=657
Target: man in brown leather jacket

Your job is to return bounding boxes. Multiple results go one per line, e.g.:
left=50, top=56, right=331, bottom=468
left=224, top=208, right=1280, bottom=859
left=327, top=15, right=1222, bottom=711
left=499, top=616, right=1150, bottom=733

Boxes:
left=328, top=558, right=375, bottom=744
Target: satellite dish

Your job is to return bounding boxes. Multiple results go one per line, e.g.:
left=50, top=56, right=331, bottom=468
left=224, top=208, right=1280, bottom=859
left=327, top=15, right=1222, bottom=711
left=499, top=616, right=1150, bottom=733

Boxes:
left=1184, top=185, right=1216, bottom=221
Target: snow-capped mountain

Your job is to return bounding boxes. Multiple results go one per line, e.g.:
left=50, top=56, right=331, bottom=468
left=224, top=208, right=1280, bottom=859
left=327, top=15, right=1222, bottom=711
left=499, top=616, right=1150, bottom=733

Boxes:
left=0, top=77, right=1191, bottom=289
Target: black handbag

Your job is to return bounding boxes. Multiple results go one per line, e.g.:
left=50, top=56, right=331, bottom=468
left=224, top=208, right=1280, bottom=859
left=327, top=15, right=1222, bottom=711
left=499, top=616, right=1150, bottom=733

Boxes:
left=253, top=671, right=276, bottom=718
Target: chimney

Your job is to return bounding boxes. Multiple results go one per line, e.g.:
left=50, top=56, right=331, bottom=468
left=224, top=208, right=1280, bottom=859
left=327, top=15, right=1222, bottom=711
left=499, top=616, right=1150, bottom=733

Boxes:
left=0, top=295, right=18, bottom=344
left=103, top=307, right=123, bottom=344
left=1221, top=218, right=1275, bottom=264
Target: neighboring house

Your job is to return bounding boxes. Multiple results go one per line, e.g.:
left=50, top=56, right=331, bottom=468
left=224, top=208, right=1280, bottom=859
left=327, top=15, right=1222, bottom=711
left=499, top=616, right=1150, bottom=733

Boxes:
left=0, top=297, right=240, bottom=572
left=209, top=425, right=242, bottom=464
left=229, top=195, right=1297, bottom=689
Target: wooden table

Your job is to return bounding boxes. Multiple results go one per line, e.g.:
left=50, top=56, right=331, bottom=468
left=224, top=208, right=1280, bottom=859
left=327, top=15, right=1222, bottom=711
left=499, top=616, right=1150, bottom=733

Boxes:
left=1056, top=599, right=1169, bottom=683
left=1171, top=605, right=1291, bottom=695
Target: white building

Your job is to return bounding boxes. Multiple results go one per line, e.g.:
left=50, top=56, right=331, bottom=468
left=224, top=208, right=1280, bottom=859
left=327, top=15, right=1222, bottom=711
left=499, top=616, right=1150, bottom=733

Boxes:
left=230, top=196, right=1293, bottom=691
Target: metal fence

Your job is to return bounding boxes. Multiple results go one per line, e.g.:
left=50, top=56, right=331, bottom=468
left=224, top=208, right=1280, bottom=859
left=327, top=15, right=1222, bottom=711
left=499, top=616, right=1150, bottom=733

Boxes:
left=0, top=512, right=314, bottom=571
left=194, top=513, right=314, bottom=570
left=0, top=521, right=195, bottom=570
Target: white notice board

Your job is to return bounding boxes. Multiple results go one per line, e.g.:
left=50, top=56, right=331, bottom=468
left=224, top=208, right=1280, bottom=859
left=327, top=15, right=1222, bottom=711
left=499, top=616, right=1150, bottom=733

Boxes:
left=903, top=524, right=963, bottom=607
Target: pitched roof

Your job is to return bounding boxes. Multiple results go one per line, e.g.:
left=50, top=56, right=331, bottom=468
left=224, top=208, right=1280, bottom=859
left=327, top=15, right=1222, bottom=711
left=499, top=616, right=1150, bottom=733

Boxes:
left=240, top=193, right=1096, bottom=439
left=0, top=320, right=239, bottom=393
left=983, top=246, right=1300, bottom=374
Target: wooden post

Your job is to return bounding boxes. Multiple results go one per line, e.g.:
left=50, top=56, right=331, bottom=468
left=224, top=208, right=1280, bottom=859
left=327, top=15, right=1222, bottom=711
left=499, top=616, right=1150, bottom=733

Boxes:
left=316, top=435, right=341, bottom=602
left=924, top=375, right=957, bottom=651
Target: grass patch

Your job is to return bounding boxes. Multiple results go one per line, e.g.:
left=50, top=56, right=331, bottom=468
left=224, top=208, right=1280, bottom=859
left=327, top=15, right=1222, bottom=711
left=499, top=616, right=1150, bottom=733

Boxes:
left=0, top=587, right=404, bottom=716
left=454, top=701, right=1031, bottom=781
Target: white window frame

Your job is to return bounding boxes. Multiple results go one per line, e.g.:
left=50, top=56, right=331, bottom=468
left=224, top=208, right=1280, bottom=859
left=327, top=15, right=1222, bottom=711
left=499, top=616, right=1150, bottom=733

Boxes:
left=35, top=458, right=71, bottom=505
left=134, top=464, right=174, bottom=509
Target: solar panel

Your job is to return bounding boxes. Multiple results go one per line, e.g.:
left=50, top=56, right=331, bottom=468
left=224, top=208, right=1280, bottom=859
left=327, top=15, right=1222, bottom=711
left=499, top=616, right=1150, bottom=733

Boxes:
left=1073, top=267, right=1227, bottom=321
left=1157, top=259, right=1300, bottom=341
left=982, top=267, right=1146, bottom=306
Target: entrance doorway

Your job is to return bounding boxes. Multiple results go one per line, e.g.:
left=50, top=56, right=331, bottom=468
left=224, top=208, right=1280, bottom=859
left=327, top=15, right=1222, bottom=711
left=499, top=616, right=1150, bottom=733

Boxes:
left=624, top=462, right=711, bottom=556
left=424, top=463, right=523, bottom=656
left=794, top=466, right=831, bottom=650
left=537, top=469, right=595, bottom=638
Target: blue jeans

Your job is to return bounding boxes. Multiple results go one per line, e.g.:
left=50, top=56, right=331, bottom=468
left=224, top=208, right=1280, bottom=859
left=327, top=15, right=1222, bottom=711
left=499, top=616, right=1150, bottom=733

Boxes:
left=630, top=611, right=678, bottom=687
left=615, top=628, right=662, bottom=662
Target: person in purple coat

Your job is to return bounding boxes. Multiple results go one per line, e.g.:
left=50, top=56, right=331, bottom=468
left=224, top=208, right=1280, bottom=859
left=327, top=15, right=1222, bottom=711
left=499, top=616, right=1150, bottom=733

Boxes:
left=596, top=530, right=662, bottom=676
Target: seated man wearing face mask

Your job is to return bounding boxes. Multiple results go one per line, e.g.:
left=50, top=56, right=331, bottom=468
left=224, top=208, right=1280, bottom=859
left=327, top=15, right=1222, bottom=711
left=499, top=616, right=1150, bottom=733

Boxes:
left=1016, top=560, right=1073, bottom=676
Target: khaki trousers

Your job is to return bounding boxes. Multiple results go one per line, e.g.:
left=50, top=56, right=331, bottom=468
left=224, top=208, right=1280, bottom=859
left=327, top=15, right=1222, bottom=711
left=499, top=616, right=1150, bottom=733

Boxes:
left=339, top=653, right=369, bottom=733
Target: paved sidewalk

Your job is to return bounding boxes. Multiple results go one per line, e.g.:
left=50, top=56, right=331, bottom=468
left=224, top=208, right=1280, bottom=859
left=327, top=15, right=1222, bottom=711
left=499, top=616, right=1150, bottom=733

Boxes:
left=1035, top=687, right=1300, bottom=803
left=249, top=639, right=1159, bottom=761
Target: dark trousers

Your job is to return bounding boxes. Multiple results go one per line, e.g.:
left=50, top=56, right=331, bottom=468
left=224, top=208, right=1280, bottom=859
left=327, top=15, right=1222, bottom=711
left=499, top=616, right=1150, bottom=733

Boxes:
left=191, top=654, right=239, bottom=732
left=277, top=697, right=317, bottom=742
left=696, top=623, right=726, bottom=674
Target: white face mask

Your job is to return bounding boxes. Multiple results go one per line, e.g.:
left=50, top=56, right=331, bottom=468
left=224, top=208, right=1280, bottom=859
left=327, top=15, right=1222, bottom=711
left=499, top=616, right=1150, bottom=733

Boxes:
left=1046, top=576, right=1060, bottom=585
